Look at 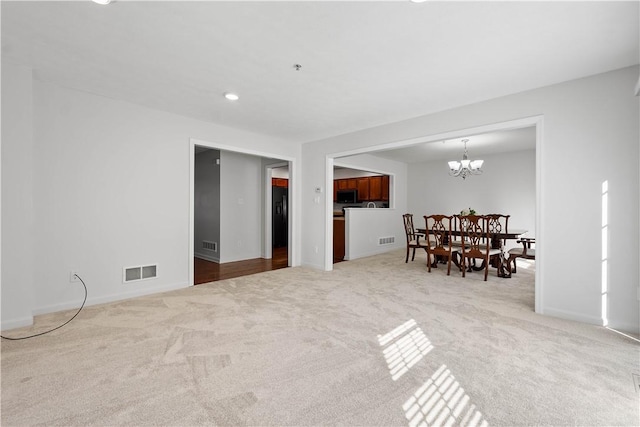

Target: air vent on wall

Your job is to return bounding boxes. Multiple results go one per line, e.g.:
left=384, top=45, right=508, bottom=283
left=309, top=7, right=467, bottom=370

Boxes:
left=123, top=264, right=157, bottom=283
left=202, top=240, right=217, bottom=252
left=379, top=236, right=395, bottom=245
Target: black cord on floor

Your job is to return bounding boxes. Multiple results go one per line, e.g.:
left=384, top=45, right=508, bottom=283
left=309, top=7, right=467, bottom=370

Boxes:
left=1, top=273, right=88, bottom=340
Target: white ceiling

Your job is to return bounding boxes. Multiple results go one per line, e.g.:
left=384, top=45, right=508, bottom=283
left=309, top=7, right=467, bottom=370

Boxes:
left=2, top=1, right=638, bottom=147
left=370, top=126, right=536, bottom=164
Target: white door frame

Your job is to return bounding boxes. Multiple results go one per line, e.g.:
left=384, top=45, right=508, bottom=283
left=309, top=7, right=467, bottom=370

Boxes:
left=264, top=161, right=290, bottom=260
left=189, top=138, right=296, bottom=286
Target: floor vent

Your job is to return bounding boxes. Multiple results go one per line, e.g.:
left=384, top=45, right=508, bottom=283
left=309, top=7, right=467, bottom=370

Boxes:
left=379, top=236, right=395, bottom=245
left=203, top=240, right=218, bottom=252
left=123, top=264, right=157, bottom=283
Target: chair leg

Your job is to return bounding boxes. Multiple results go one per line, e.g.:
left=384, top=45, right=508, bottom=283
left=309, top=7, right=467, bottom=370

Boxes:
left=461, top=257, right=466, bottom=277
left=411, top=248, right=416, bottom=261
left=427, top=254, right=432, bottom=272
left=484, top=258, right=489, bottom=281
left=405, top=246, right=410, bottom=263
left=446, top=257, right=451, bottom=276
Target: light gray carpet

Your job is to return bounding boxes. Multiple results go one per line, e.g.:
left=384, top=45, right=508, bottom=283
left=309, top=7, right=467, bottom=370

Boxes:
left=1, top=250, right=638, bottom=426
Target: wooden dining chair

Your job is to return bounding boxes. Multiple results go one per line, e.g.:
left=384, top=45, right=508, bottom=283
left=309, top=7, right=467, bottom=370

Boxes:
left=451, top=214, right=471, bottom=248
left=485, top=214, right=510, bottom=248
left=402, top=213, right=429, bottom=263
left=423, top=215, right=455, bottom=275
left=506, top=237, right=535, bottom=275
left=459, top=215, right=502, bottom=281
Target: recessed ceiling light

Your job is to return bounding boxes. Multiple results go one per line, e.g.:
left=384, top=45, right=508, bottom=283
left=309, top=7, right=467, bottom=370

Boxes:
left=224, top=92, right=239, bottom=101
left=92, top=0, right=112, bottom=5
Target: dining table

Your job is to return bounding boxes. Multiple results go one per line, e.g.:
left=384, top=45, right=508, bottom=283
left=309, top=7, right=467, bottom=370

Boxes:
left=415, top=226, right=528, bottom=278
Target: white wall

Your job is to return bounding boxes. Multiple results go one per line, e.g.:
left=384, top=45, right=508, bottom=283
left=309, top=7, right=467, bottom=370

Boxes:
left=194, top=149, right=220, bottom=262
left=344, top=208, right=404, bottom=259
left=271, top=166, right=289, bottom=179
left=1, top=64, right=35, bottom=329
left=302, top=66, right=639, bottom=333
left=334, top=168, right=381, bottom=179
left=1, top=68, right=298, bottom=328
left=408, top=149, right=536, bottom=251
left=219, top=150, right=263, bottom=263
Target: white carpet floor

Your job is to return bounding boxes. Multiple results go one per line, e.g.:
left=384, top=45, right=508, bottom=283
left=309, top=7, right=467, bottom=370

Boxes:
left=1, top=249, right=638, bottom=426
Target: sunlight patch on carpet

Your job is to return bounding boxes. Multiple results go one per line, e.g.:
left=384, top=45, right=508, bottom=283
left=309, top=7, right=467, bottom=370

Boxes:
left=403, top=365, right=488, bottom=427
left=378, top=319, right=433, bottom=381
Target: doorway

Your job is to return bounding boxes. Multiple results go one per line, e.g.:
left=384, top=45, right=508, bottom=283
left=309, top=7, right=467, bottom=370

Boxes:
left=324, top=116, right=543, bottom=313
left=190, top=139, right=295, bottom=285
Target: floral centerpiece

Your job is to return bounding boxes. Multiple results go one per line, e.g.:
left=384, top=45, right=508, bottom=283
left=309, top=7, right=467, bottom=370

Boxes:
left=460, top=208, right=476, bottom=216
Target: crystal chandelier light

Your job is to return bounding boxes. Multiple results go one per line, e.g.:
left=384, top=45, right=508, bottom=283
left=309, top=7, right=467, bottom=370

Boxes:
left=448, top=139, right=484, bottom=179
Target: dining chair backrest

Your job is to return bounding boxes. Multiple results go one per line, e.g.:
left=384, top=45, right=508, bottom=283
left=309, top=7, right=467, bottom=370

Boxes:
left=403, top=213, right=429, bottom=263
left=452, top=214, right=471, bottom=244
left=459, top=215, right=489, bottom=258
left=424, top=214, right=452, bottom=250
left=485, top=214, right=510, bottom=244
left=402, top=213, right=418, bottom=243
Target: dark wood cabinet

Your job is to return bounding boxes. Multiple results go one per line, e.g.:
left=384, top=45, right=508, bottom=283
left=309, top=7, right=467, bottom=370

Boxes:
left=272, top=178, right=288, bottom=188
left=332, top=175, right=390, bottom=202
left=356, top=178, right=370, bottom=201
left=369, top=176, right=382, bottom=201
left=333, top=218, right=345, bottom=262
left=381, top=175, right=389, bottom=201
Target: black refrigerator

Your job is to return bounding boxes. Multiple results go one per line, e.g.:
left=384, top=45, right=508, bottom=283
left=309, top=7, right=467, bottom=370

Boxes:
left=272, top=186, right=288, bottom=248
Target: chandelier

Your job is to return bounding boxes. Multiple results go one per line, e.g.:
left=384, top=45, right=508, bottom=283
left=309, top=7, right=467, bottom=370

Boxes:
left=448, top=139, right=484, bottom=179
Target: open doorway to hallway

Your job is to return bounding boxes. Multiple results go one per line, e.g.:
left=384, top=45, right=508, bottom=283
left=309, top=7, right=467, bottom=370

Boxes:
left=193, top=145, right=290, bottom=285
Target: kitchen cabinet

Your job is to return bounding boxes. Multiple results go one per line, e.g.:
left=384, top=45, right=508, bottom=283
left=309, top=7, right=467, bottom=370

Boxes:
left=337, top=179, right=356, bottom=190
left=272, top=178, right=288, bottom=188
left=357, top=178, right=370, bottom=201
left=368, top=176, right=382, bottom=201
left=382, top=175, right=389, bottom=201
left=332, top=175, right=390, bottom=202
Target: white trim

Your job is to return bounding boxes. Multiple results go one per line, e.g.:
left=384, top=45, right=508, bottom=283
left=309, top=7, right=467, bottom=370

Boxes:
left=287, top=159, right=296, bottom=266
left=542, top=307, right=603, bottom=327
left=189, top=138, right=296, bottom=285
left=190, top=138, right=295, bottom=163
left=324, top=156, right=335, bottom=271
left=265, top=166, right=274, bottom=259
left=264, top=161, right=289, bottom=260
left=32, top=281, right=189, bottom=317
left=1, top=316, right=34, bottom=332
left=195, top=253, right=219, bottom=263
left=534, top=117, right=544, bottom=315
left=189, top=141, right=195, bottom=287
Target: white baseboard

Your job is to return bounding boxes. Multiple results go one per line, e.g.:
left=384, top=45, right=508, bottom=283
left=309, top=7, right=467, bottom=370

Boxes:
left=1, top=315, right=34, bottom=332
left=345, top=243, right=404, bottom=261
left=606, top=320, right=640, bottom=336
left=542, top=306, right=602, bottom=327
left=301, top=261, right=325, bottom=270
left=195, top=252, right=219, bottom=263
left=32, top=281, right=190, bottom=317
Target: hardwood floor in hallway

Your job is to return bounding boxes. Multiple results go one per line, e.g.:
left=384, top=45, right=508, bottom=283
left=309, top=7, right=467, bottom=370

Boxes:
left=194, top=246, right=289, bottom=284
